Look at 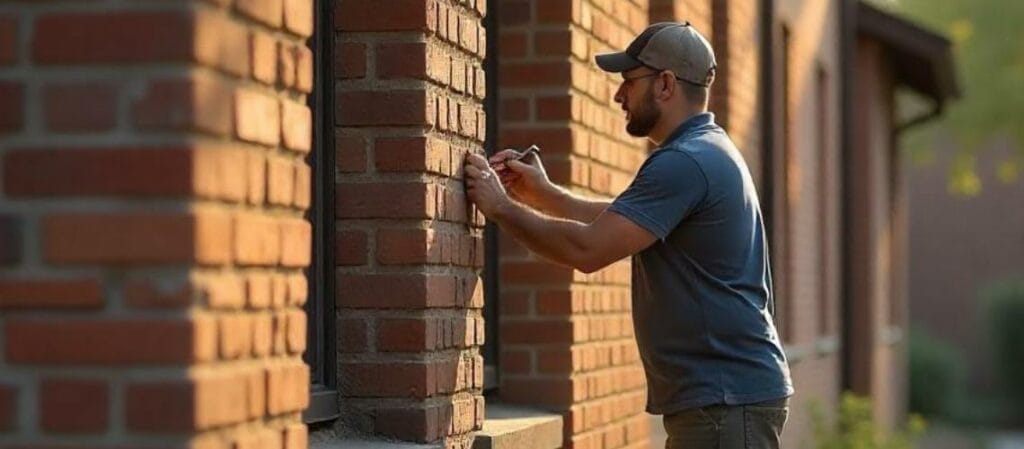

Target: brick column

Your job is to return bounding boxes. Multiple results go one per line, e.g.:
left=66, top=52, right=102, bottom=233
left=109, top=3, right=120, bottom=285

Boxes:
left=334, top=0, right=487, bottom=447
left=649, top=0, right=711, bottom=32
left=496, top=1, right=650, bottom=448
left=1, top=1, right=313, bottom=448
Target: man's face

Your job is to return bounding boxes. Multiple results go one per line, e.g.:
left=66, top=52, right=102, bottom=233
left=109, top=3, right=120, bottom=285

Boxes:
left=615, top=67, right=662, bottom=137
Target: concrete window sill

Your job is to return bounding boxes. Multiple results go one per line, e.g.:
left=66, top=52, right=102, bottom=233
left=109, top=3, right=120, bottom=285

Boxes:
left=311, top=404, right=563, bottom=449
left=472, top=404, right=563, bottom=449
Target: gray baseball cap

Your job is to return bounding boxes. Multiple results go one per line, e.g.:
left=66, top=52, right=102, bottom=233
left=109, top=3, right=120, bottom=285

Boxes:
left=595, top=22, right=716, bottom=87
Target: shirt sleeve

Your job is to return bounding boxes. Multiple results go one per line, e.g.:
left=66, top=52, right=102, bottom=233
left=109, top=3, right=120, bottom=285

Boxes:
left=607, top=151, right=709, bottom=240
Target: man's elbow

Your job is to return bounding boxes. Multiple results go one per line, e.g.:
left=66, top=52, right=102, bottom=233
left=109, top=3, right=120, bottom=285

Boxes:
left=572, top=253, right=609, bottom=274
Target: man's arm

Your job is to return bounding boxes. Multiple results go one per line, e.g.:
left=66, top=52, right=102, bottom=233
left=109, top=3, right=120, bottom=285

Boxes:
left=530, top=183, right=611, bottom=224
left=491, top=201, right=655, bottom=273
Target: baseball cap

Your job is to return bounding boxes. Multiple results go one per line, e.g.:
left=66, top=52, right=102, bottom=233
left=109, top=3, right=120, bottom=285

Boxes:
left=595, top=22, right=716, bottom=87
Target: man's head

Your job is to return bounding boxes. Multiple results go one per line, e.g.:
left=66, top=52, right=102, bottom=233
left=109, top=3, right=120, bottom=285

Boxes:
left=595, top=22, right=716, bottom=138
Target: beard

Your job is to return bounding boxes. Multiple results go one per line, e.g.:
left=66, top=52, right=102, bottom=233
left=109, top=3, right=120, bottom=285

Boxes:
left=625, top=85, right=660, bottom=137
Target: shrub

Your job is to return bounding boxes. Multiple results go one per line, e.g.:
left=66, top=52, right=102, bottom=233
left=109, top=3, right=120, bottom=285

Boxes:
left=983, top=279, right=1024, bottom=419
left=812, top=393, right=926, bottom=449
left=908, top=328, right=965, bottom=418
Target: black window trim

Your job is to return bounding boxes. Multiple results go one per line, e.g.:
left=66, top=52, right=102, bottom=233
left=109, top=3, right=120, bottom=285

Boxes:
left=303, top=0, right=338, bottom=424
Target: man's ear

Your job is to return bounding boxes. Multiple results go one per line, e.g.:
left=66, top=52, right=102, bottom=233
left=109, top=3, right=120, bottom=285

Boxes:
left=658, top=71, right=676, bottom=101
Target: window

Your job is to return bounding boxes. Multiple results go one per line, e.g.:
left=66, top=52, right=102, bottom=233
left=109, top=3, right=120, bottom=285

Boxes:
left=303, top=0, right=338, bottom=423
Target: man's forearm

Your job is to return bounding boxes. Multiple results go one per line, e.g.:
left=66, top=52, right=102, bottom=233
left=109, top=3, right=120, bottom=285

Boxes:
left=532, top=183, right=611, bottom=223
left=492, top=200, right=599, bottom=272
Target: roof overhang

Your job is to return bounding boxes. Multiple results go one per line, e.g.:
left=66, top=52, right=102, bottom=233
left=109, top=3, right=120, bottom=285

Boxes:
left=857, top=2, right=961, bottom=103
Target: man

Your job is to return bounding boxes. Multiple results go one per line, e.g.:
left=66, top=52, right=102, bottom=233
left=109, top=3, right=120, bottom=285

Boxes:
left=464, top=22, right=792, bottom=449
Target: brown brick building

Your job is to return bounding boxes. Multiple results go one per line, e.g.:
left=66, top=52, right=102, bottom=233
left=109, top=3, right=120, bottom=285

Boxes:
left=0, top=1, right=957, bottom=449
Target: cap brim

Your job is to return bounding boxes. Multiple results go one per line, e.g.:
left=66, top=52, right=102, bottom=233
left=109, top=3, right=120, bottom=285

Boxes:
left=595, top=52, right=642, bottom=73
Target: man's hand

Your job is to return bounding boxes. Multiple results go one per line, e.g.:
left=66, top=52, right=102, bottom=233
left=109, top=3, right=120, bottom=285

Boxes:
left=489, top=148, right=553, bottom=206
left=465, top=153, right=513, bottom=219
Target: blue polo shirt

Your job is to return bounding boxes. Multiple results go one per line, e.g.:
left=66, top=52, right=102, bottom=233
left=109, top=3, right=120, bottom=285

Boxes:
left=607, top=112, right=793, bottom=415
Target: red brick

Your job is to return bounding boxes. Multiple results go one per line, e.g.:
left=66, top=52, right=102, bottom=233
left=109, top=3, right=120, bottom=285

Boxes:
left=281, top=99, right=312, bottom=153
left=378, top=318, right=436, bottom=352
left=278, top=41, right=297, bottom=88
left=272, top=312, right=288, bottom=355
left=340, top=362, right=436, bottom=398
left=279, top=218, right=311, bottom=267
left=250, top=31, right=277, bottom=85
left=375, top=136, right=449, bottom=175
left=133, top=75, right=233, bottom=136
left=218, top=315, right=252, bottom=359
left=126, top=371, right=248, bottom=431
left=266, top=362, right=309, bottom=415
left=193, top=11, right=249, bottom=77
left=6, top=147, right=182, bottom=197
left=286, top=273, right=307, bottom=306
left=4, top=318, right=215, bottom=364
left=336, top=42, right=366, bottom=80
left=338, top=318, right=367, bottom=353
left=43, top=83, right=116, bottom=132
left=500, top=261, right=575, bottom=284
left=235, top=89, right=280, bottom=146
left=336, top=273, right=455, bottom=308
left=293, top=161, right=311, bottom=208
left=247, top=151, right=267, bottom=205
left=501, top=97, right=530, bottom=121
left=0, top=16, right=16, bottom=65
left=40, top=379, right=108, bottom=433
left=501, top=320, right=574, bottom=344
left=336, top=90, right=428, bottom=126
left=43, top=211, right=232, bottom=266
left=235, top=0, right=283, bottom=27
left=336, top=135, right=367, bottom=173
left=336, top=0, right=434, bottom=31
left=267, top=156, right=295, bottom=206
left=0, top=278, right=102, bottom=309
left=500, top=0, right=531, bottom=26
left=536, top=94, right=573, bottom=121
left=244, top=367, right=266, bottom=419
left=375, top=405, right=444, bottom=442
left=501, top=349, right=531, bottom=374
left=336, top=182, right=434, bottom=219
left=32, top=11, right=192, bottom=64
left=377, top=228, right=437, bottom=265
left=296, top=45, right=313, bottom=93
left=500, top=378, right=575, bottom=407
left=286, top=309, right=306, bottom=354
left=0, top=81, right=23, bottom=133
left=0, top=384, right=14, bottom=431
left=499, top=31, right=528, bottom=58
left=252, top=313, right=273, bottom=356
left=284, top=423, right=308, bottom=449
left=499, top=61, right=572, bottom=87
left=246, top=273, right=273, bottom=309
left=377, top=42, right=427, bottom=79
left=283, top=0, right=313, bottom=36
left=234, top=213, right=281, bottom=266
left=195, top=273, right=245, bottom=309
left=336, top=230, right=367, bottom=266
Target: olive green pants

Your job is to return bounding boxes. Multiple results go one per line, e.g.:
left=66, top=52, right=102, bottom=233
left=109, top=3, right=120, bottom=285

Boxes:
left=663, top=398, right=789, bottom=449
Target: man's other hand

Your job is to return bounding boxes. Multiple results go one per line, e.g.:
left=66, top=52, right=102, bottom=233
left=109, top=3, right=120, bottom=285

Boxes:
left=465, top=153, right=512, bottom=219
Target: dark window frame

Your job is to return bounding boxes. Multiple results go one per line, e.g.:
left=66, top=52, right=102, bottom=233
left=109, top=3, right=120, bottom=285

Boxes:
left=303, top=0, right=338, bottom=424
left=482, top=0, right=501, bottom=393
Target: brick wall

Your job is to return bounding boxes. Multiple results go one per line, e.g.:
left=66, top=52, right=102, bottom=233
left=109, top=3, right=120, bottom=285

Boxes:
left=333, top=0, right=488, bottom=446
left=0, top=0, right=313, bottom=448
left=772, top=0, right=845, bottom=445
left=495, top=1, right=651, bottom=448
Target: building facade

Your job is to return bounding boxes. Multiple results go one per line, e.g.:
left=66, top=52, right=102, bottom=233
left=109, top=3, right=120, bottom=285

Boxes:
left=0, top=1, right=956, bottom=448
